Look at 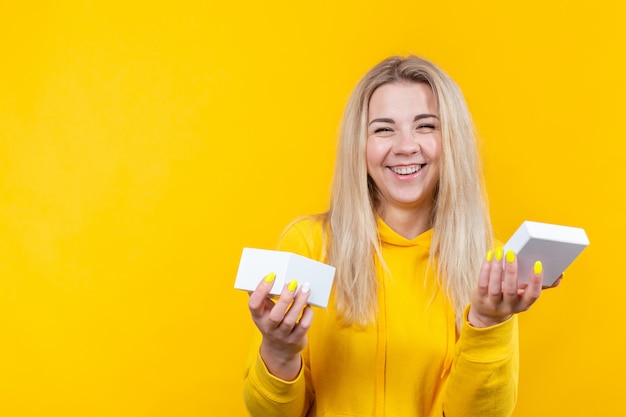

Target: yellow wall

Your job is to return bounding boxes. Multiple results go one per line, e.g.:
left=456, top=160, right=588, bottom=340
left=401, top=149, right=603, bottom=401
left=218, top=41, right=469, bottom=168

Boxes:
left=1, top=1, right=623, bottom=415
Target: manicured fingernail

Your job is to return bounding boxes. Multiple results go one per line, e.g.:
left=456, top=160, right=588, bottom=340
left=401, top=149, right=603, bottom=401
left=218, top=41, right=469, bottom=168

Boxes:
left=486, top=249, right=494, bottom=262
left=287, top=279, right=298, bottom=292
left=534, top=261, right=543, bottom=274
left=495, top=247, right=504, bottom=261
left=263, top=272, right=276, bottom=283
left=506, top=250, right=515, bottom=263
left=301, top=283, right=310, bottom=294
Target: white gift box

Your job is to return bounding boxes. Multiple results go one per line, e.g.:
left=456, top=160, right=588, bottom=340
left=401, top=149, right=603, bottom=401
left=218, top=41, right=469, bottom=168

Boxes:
left=234, top=248, right=336, bottom=308
left=503, top=221, right=589, bottom=286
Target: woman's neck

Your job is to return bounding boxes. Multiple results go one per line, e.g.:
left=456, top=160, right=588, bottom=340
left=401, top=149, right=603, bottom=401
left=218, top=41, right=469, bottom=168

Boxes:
left=378, top=205, right=433, bottom=240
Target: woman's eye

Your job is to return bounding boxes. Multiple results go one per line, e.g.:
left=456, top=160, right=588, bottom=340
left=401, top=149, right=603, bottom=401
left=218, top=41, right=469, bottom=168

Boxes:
left=374, top=127, right=393, bottom=133
left=416, top=124, right=436, bottom=132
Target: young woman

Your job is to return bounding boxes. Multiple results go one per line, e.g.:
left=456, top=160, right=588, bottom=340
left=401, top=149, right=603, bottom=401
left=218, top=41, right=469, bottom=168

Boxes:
left=243, top=55, right=549, bottom=417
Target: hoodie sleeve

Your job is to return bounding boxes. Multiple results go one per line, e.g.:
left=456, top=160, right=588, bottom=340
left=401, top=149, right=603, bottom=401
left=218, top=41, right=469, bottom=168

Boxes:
left=442, top=305, right=519, bottom=417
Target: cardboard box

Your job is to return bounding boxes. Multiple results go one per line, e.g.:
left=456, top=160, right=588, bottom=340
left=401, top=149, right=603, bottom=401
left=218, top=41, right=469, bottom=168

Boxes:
left=234, top=248, right=336, bottom=308
left=503, top=221, right=589, bottom=286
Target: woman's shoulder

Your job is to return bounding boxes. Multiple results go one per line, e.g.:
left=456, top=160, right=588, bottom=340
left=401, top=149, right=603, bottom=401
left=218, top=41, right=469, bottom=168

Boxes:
left=282, top=214, right=326, bottom=234
left=277, top=214, right=328, bottom=260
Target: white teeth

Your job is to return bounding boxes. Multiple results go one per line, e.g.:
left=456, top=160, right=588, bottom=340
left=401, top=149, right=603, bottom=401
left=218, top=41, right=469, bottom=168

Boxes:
left=391, top=165, right=422, bottom=175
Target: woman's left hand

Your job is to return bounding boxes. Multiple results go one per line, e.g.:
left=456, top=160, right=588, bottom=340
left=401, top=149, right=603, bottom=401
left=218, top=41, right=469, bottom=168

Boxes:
left=468, top=248, right=545, bottom=328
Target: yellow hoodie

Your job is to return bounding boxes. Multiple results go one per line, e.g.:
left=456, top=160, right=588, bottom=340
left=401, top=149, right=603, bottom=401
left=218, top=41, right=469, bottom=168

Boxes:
left=244, top=217, right=518, bottom=417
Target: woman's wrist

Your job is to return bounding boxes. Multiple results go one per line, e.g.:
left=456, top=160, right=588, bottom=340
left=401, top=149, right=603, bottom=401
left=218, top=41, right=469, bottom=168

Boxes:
left=259, top=342, right=302, bottom=381
left=467, top=305, right=512, bottom=328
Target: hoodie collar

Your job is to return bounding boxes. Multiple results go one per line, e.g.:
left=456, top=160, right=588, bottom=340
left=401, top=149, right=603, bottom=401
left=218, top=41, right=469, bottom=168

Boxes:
left=377, top=216, right=433, bottom=248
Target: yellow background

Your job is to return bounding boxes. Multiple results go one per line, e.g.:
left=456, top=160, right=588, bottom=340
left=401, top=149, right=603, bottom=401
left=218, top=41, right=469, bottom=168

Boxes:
left=1, top=1, right=623, bottom=415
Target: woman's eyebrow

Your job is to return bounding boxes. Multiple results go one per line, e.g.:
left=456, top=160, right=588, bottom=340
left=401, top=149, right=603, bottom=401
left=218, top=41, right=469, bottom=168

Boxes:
left=368, top=117, right=394, bottom=126
left=369, top=114, right=439, bottom=126
left=414, top=114, right=439, bottom=121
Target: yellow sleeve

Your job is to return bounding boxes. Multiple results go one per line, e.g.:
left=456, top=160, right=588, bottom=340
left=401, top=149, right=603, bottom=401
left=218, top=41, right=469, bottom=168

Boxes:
left=242, top=218, right=320, bottom=417
left=243, top=339, right=313, bottom=417
left=443, top=305, right=519, bottom=417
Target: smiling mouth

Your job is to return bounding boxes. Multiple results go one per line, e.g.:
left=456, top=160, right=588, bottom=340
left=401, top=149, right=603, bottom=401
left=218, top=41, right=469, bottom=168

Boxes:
left=390, top=165, right=424, bottom=175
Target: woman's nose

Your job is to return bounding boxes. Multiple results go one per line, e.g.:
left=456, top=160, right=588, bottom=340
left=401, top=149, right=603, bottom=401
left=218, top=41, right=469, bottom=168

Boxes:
left=392, top=129, right=420, bottom=155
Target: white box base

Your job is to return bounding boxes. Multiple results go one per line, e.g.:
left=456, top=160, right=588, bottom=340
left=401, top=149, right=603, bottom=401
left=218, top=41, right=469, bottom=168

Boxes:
left=234, top=248, right=336, bottom=308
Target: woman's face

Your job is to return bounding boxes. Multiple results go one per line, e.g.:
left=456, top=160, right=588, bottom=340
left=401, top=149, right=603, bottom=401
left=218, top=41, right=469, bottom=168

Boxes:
left=366, top=82, right=441, bottom=216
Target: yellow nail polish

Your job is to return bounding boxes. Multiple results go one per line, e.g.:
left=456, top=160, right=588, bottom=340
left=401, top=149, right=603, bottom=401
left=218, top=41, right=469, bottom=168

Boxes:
left=263, top=272, right=276, bottom=283
left=486, top=250, right=493, bottom=262
left=534, top=261, right=543, bottom=274
left=506, top=250, right=515, bottom=263
left=495, top=247, right=504, bottom=261
left=287, top=279, right=298, bottom=292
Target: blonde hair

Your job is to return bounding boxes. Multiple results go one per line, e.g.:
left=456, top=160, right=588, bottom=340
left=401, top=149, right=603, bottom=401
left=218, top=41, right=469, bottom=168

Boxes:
left=324, top=55, right=493, bottom=327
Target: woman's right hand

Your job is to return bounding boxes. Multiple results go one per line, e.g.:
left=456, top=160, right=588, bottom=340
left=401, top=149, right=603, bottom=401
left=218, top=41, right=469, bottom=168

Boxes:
left=248, top=272, right=313, bottom=381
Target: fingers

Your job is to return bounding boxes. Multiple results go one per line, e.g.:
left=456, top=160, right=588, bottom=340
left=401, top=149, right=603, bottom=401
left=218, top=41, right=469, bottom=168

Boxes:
left=476, top=249, right=493, bottom=297
left=289, top=302, right=314, bottom=339
left=471, top=247, right=554, bottom=326
left=479, top=247, right=513, bottom=301
left=248, top=272, right=278, bottom=319
left=290, top=284, right=312, bottom=327
left=521, top=261, right=543, bottom=307
left=266, top=280, right=293, bottom=325
left=297, top=304, right=314, bottom=330
left=501, top=250, right=519, bottom=303
left=248, top=273, right=312, bottom=334
left=487, top=247, right=505, bottom=303
left=269, top=281, right=312, bottom=330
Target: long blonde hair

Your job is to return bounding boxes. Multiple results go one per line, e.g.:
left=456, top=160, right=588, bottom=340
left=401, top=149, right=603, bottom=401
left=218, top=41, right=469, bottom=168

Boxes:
left=322, top=55, right=493, bottom=327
